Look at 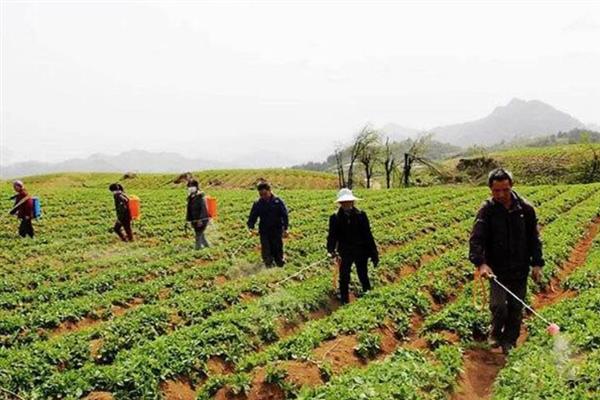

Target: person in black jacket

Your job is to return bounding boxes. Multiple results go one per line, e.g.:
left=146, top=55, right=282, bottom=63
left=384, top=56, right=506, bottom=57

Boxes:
left=327, top=188, right=379, bottom=304
left=109, top=183, right=133, bottom=242
left=186, top=179, right=210, bottom=249
left=247, top=182, right=289, bottom=267
left=469, top=168, right=544, bottom=354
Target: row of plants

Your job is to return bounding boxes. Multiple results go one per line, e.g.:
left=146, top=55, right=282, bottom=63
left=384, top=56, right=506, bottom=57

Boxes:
left=0, top=184, right=576, bottom=396
left=0, top=187, right=492, bottom=395
left=494, top=281, right=600, bottom=397
left=420, top=187, right=600, bottom=342
left=0, top=194, right=489, bottom=398
left=199, top=184, right=597, bottom=399
left=0, top=188, right=471, bottom=347
left=492, top=233, right=600, bottom=398
left=294, top=346, right=463, bottom=400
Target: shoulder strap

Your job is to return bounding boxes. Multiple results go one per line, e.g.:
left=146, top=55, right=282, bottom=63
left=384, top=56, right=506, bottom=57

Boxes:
left=9, top=195, right=31, bottom=214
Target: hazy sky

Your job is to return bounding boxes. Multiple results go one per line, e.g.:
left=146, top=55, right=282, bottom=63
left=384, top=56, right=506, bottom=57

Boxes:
left=2, top=1, right=600, bottom=165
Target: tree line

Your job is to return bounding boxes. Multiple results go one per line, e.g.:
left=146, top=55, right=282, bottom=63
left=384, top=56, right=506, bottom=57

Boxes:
left=334, top=124, right=442, bottom=189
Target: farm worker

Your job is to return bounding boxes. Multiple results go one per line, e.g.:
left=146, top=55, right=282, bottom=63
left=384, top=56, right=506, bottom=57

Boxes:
left=8, top=180, right=34, bottom=238
left=469, top=168, right=544, bottom=355
left=327, top=188, right=379, bottom=304
left=247, top=181, right=289, bottom=268
left=186, top=179, right=210, bottom=249
left=109, top=183, right=134, bottom=242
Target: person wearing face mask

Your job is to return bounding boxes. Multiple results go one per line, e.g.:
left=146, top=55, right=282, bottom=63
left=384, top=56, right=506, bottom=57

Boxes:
left=186, top=179, right=210, bottom=249
left=247, top=181, right=289, bottom=267
left=109, top=183, right=134, bottom=242
left=9, top=180, right=35, bottom=238
left=327, top=188, right=379, bottom=304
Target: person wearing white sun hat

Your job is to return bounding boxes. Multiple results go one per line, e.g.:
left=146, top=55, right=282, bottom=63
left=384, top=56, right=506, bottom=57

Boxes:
left=327, top=188, right=379, bottom=304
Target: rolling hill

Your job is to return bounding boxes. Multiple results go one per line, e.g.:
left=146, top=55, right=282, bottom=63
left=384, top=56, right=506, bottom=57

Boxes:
left=430, top=98, right=586, bottom=146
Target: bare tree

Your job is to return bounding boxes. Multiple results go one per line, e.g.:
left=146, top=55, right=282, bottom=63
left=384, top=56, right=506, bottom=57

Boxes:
left=402, top=134, right=433, bottom=187
left=383, top=137, right=396, bottom=189
left=347, top=124, right=379, bottom=189
left=334, top=145, right=346, bottom=188
left=359, top=132, right=382, bottom=188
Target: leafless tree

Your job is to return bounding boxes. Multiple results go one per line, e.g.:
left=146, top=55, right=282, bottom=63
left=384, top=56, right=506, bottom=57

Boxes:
left=402, top=134, right=434, bottom=187
left=347, top=124, right=379, bottom=189
left=383, top=137, right=396, bottom=189
left=359, top=132, right=382, bottom=188
left=334, top=144, right=346, bottom=188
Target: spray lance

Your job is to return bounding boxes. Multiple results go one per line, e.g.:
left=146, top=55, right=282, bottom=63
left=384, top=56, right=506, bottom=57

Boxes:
left=269, top=256, right=330, bottom=288
left=490, top=275, right=561, bottom=336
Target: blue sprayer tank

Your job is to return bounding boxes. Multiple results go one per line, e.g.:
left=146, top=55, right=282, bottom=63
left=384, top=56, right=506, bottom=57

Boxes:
left=32, top=197, right=41, bottom=219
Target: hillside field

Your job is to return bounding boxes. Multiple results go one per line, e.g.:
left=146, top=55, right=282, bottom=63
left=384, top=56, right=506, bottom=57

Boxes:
left=444, top=144, right=600, bottom=186
left=14, top=169, right=339, bottom=191
left=0, top=173, right=599, bottom=399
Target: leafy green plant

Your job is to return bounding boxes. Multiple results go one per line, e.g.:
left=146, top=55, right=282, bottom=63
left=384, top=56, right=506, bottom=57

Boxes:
left=354, top=332, right=382, bottom=359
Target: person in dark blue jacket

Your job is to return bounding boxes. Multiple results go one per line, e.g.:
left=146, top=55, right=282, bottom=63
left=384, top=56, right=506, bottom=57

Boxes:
left=247, top=182, right=289, bottom=267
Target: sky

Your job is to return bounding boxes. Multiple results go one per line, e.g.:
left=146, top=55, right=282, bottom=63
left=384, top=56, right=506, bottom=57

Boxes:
left=1, top=0, right=600, bottom=166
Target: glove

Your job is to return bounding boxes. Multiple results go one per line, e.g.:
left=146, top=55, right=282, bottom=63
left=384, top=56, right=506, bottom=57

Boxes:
left=372, top=255, right=379, bottom=267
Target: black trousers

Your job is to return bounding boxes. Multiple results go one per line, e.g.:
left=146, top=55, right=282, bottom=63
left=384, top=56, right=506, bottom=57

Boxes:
left=193, top=223, right=209, bottom=249
left=114, top=218, right=133, bottom=241
left=489, top=276, right=527, bottom=346
left=339, top=254, right=371, bottom=304
left=260, top=231, right=284, bottom=267
left=19, top=219, right=34, bottom=238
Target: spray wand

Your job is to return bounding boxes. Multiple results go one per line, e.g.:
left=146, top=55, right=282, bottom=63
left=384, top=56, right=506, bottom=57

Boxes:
left=491, top=275, right=561, bottom=336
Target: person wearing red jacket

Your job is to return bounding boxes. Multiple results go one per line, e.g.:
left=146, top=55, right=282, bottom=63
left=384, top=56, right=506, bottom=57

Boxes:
left=9, top=180, right=34, bottom=238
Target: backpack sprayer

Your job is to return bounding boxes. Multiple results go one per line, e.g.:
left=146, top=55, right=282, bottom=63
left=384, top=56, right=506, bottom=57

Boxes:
left=491, top=275, right=561, bottom=336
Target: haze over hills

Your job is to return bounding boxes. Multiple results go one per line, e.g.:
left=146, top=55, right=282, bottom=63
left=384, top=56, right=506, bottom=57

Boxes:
left=379, top=123, right=425, bottom=142
left=375, top=99, right=590, bottom=147
left=2, top=98, right=596, bottom=179
left=428, top=98, right=586, bottom=146
left=0, top=150, right=303, bottom=179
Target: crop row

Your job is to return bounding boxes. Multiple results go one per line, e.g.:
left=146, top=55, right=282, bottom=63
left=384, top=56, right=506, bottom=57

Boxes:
left=493, top=235, right=600, bottom=398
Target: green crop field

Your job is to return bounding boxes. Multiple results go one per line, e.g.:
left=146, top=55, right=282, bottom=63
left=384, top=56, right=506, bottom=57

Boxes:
left=1, top=173, right=599, bottom=400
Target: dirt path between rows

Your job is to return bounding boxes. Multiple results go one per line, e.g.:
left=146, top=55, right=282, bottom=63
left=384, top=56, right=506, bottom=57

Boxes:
left=451, top=217, right=600, bottom=400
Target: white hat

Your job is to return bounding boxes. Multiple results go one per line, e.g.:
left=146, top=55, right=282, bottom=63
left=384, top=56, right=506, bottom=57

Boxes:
left=335, top=188, right=360, bottom=203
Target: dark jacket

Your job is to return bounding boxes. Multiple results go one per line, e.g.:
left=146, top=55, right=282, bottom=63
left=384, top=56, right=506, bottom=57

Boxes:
left=187, top=192, right=209, bottom=224
left=10, top=191, right=33, bottom=219
left=247, top=195, right=289, bottom=234
left=113, top=193, right=131, bottom=222
left=327, top=207, right=378, bottom=260
left=469, top=191, right=544, bottom=279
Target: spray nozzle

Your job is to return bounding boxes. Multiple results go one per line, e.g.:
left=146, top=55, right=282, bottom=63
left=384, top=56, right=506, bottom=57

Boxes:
left=547, top=323, right=561, bottom=336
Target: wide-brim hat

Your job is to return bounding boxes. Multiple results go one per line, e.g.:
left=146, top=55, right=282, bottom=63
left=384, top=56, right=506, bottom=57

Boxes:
left=335, top=188, right=360, bottom=203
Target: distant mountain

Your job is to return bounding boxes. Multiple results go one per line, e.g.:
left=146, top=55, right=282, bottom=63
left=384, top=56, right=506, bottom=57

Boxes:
left=0, top=149, right=298, bottom=179
left=379, top=123, right=424, bottom=142
left=233, top=150, right=303, bottom=169
left=430, top=98, right=585, bottom=146
left=588, top=122, right=600, bottom=132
